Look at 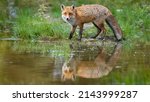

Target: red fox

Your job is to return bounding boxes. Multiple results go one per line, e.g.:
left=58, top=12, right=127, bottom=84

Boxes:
left=61, top=43, right=122, bottom=81
left=61, top=4, right=123, bottom=41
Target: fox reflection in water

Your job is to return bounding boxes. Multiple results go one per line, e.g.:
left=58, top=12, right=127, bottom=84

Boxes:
left=61, top=43, right=122, bottom=81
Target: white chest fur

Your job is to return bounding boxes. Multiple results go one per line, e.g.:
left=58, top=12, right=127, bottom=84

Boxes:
left=62, top=15, right=76, bottom=26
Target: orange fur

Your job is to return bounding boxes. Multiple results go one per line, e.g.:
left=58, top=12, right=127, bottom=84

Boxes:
left=61, top=4, right=123, bottom=41
left=61, top=43, right=122, bottom=81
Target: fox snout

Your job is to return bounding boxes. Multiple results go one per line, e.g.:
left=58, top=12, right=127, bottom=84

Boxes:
left=66, top=18, right=69, bottom=21
left=66, top=16, right=71, bottom=21
left=62, top=15, right=71, bottom=21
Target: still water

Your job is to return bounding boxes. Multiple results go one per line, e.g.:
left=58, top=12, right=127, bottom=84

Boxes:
left=0, top=39, right=149, bottom=85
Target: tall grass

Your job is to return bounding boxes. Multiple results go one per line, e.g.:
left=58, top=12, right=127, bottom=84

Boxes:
left=1, top=0, right=149, bottom=42
left=12, top=8, right=69, bottom=40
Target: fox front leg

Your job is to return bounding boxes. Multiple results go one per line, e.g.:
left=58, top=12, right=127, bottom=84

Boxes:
left=69, top=25, right=77, bottom=39
left=78, top=24, right=83, bottom=41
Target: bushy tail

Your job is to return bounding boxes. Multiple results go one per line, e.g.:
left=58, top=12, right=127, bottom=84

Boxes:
left=105, top=15, right=123, bottom=41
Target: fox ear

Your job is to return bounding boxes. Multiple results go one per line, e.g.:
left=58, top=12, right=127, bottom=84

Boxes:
left=61, top=4, right=65, bottom=10
left=71, top=5, right=75, bottom=10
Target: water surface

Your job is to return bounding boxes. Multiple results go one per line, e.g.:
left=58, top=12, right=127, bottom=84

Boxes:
left=0, top=39, right=149, bottom=84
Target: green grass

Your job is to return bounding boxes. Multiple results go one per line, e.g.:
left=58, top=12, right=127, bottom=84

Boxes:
left=119, top=5, right=149, bottom=39
left=0, top=0, right=149, bottom=42
left=12, top=8, right=69, bottom=40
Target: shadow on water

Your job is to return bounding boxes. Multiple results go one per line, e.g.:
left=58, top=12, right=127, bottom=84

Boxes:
left=0, top=39, right=149, bottom=85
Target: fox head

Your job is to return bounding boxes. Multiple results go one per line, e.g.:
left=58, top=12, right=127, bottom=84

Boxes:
left=61, top=62, right=76, bottom=81
left=61, top=4, right=76, bottom=25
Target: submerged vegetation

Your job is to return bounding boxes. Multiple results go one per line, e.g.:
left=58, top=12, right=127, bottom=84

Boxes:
left=0, top=0, right=149, bottom=42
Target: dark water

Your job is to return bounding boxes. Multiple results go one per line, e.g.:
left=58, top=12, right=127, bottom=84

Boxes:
left=0, top=39, right=149, bottom=85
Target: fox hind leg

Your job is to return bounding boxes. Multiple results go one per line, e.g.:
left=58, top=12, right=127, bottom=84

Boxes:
left=97, top=23, right=106, bottom=39
left=91, top=22, right=106, bottom=39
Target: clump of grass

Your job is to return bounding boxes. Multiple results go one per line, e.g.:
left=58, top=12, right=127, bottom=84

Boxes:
left=115, top=4, right=149, bottom=40
left=12, top=8, right=69, bottom=40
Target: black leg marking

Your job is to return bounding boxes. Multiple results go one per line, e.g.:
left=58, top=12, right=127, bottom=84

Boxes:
left=91, top=22, right=102, bottom=38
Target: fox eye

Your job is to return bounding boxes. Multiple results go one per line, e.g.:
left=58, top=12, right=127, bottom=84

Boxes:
left=63, top=12, right=67, bottom=15
left=69, top=13, right=73, bottom=16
